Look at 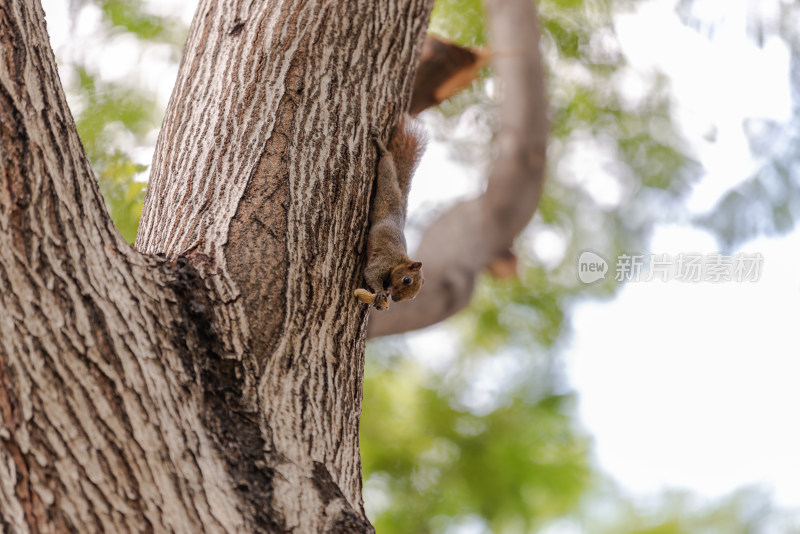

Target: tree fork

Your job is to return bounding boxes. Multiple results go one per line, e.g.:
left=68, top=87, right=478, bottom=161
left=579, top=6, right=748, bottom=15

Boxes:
left=1, top=0, right=434, bottom=532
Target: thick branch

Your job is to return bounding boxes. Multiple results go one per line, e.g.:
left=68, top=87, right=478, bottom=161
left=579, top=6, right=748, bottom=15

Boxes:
left=367, top=0, right=548, bottom=337
left=1, top=2, right=252, bottom=531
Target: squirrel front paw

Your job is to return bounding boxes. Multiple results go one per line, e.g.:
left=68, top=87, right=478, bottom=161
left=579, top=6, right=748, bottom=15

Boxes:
left=353, top=288, right=390, bottom=310
left=373, top=292, right=390, bottom=311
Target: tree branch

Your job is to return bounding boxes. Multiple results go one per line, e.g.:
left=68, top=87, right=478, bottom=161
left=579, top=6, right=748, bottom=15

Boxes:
left=1, top=2, right=251, bottom=530
left=368, top=0, right=548, bottom=337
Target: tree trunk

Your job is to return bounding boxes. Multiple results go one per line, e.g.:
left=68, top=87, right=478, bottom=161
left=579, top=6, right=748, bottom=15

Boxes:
left=0, top=0, right=432, bottom=531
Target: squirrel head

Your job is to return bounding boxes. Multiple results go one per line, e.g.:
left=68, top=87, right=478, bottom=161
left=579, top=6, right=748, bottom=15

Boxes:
left=389, top=261, right=424, bottom=302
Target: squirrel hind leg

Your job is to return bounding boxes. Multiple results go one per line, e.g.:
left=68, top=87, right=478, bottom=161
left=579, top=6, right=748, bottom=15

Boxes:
left=370, top=127, right=389, bottom=155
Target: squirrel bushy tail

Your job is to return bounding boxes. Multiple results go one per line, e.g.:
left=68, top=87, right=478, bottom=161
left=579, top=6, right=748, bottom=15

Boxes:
left=389, top=116, right=427, bottom=201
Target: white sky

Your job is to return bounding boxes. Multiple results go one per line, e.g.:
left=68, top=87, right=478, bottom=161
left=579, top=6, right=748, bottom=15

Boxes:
left=568, top=0, right=800, bottom=513
left=41, top=0, right=800, bottom=522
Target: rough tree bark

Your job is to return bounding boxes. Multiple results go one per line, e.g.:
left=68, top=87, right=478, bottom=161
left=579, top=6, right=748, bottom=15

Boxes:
left=0, top=0, right=546, bottom=531
left=1, top=0, right=431, bottom=531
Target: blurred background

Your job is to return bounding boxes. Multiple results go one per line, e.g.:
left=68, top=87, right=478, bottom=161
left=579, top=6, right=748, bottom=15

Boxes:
left=41, top=0, right=800, bottom=532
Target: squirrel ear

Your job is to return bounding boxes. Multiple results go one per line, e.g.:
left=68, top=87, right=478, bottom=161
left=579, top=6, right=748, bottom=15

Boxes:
left=409, top=261, right=422, bottom=271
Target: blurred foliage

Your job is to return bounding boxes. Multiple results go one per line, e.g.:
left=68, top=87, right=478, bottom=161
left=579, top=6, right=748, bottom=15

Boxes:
left=570, top=485, right=800, bottom=534
left=59, top=0, right=186, bottom=242
left=72, top=67, right=159, bottom=241
left=676, top=0, right=800, bottom=249
left=94, top=0, right=185, bottom=43
left=429, top=0, right=487, bottom=46
left=54, top=0, right=800, bottom=532
left=457, top=268, right=575, bottom=353
left=362, top=353, right=590, bottom=533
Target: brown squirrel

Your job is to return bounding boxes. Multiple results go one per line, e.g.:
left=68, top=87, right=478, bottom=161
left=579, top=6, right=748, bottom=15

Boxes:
left=354, top=117, right=426, bottom=310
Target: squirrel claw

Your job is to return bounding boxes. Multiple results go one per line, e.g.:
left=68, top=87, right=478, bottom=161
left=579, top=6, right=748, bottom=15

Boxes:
left=373, top=292, right=390, bottom=311
left=370, top=127, right=388, bottom=154
left=353, top=288, right=390, bottom=310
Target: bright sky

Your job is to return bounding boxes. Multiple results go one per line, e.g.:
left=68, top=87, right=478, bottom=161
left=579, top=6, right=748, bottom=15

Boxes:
left=568, top=0, right=800, bottom=513
left=41, top=0, right=799, bottom=522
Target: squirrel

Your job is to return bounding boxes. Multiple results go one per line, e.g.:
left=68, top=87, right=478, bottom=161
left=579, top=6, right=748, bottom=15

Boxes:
left=354, top=117, right=426, bottom=310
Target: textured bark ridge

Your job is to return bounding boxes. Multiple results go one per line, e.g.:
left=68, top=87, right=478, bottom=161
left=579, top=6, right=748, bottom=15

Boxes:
left=1, top=0, right=432, bottom=532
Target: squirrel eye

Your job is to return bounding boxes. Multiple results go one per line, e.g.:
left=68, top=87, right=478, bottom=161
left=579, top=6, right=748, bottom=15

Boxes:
left=402, top=277, right=412, bottom=286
